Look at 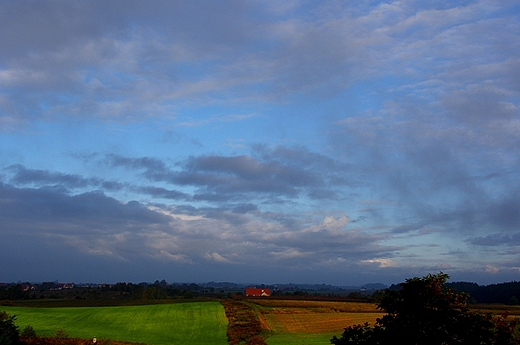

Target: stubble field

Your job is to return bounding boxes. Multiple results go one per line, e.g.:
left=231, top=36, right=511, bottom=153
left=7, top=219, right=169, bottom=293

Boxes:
left=245, top=299, right=384, bottom=345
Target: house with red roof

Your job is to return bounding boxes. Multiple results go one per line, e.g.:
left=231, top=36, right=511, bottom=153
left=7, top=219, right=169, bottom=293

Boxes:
left=245, top=287, right=271, bottom=297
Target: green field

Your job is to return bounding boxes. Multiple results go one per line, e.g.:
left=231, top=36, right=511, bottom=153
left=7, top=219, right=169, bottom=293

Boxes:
left=2, top=302, right=228, bottom=345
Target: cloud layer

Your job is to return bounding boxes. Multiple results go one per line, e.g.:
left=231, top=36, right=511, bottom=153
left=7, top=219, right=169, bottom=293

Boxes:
left=1, top=0, right=519, bottom=285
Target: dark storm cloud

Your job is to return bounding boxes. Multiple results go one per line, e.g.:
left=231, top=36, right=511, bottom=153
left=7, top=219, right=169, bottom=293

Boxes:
left=0, top=177, right=402, bottom=284
left=468, top=232, right=520, bottom=247
left=232, top=203, right=258, bottom=214
left=177, top=154, right=315, bottom=196
left=0, top=181, right=192, bottom=275
left=103, top=146, right=349, bottom=201
left=136, top=186, right=190, bottom=201
left=100, top=180, right=127, bottom=191
left=0, top=182, right=169, bottom=232
left=6, top=164, right=98, bottom=189
left=105, top=154, right=169, bottom=174
left=105, top=154, right=180, bottom=185
left=5, top=164, right=130, bottom=193
left=390, top=224, right=426, bottom=234
left=253, top=144, right=354, bottom=185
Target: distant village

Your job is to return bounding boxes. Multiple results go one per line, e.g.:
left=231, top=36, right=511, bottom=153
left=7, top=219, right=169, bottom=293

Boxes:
left=0, top=280, right=381, bottom=302
left=1, top=280, right=519, bottom=304
left=0, top=281, right=115, bottom=294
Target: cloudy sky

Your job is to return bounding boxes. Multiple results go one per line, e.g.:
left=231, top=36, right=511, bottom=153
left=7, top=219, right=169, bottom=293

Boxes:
left=1, top=0, right=519, bottom=286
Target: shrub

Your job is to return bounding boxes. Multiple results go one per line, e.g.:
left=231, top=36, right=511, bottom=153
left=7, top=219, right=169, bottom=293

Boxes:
left=0, top=311, right=19, bottom=345
left=507, top=296, right=519, bottom=306
left=21, top=325, right=36, bottom=338
left=54, top=329, right=69, bottom=339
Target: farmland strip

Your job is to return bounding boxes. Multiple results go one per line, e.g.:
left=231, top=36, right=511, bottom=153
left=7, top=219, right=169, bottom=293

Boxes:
left=220, top=299, right=267, bottom=345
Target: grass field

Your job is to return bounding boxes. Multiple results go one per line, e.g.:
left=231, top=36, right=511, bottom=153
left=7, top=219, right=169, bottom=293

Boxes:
left=2, top=302, right=228, bottom=345
left=246, top=299, right=383, bottom=345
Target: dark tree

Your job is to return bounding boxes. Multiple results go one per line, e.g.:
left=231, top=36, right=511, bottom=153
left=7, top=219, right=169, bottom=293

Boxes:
left=331, top=273, right=520, bottom=345
left=6, top=285, right=28, bottom=300
left=142, top=286, right=167, bottom=299
left=508, top=296, right=519, bottom=306
left=0, top=311, right=19, bottom=345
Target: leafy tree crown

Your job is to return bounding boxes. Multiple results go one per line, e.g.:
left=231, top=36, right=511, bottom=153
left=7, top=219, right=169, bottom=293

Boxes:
left=332, top=272, right=520, bottom=345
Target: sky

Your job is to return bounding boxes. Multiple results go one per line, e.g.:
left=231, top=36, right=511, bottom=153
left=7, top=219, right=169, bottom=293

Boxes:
left=1, top=0, right=519, bottom=287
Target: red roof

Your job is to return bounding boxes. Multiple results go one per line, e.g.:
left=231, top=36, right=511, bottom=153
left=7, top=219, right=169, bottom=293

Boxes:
left=245, top=288, right=271, bottom=297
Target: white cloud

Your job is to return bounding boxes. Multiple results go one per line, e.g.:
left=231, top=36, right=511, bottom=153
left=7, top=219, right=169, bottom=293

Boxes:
left=155, top=251, right=194, bottom=264
left=270, top=249, right=311, bottom=259
left=361, top=259, right=398, bottom=268
left=204, top=252, right=231, bottom=263
left=485, top=265, right=499, bottom=274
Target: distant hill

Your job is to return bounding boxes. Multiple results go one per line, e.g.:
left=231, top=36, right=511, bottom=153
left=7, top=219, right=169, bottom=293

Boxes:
left=362, top=283, right=387, bottom=290
left=447, top=281, right=520, bottom=304
left=386, top=280, right=520, bottom=304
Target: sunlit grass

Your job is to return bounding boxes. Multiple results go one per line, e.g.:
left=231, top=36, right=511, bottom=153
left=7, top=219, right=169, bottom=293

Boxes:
left=3, top=302, right=228, bottom=345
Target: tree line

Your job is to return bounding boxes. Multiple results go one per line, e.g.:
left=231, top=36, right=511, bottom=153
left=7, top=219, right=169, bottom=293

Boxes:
left=446, top=281, right=520, bottom=304
left=0, top=281, right=207, bottom=301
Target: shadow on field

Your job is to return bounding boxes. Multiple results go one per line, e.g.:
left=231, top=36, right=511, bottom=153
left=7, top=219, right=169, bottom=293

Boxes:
left=20, top=337, right=146, bottom=345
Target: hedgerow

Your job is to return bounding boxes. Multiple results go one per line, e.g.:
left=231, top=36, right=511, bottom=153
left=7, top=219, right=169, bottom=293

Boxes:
left=220, top=299, right=267, bottom=345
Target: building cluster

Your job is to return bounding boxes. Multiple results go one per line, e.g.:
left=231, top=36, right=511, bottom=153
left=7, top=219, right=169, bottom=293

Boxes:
left=0, top=282, right=95, bottom=292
